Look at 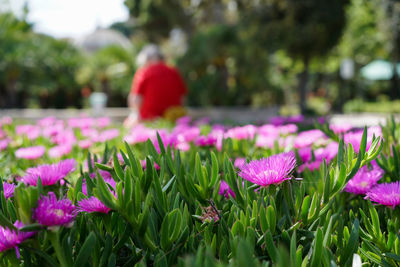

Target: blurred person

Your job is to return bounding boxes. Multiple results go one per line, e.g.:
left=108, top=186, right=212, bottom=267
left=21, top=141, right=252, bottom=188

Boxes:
left=124, top=45, right=187, bottom=128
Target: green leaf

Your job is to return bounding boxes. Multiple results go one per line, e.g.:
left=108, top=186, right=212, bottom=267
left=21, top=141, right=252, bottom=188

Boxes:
left=99, top=234, right=113, bottom=267
left=266, top=206, right=276, bottom=234
left=340, top=219, right=359, bottom=266
left=310, top=228, right=323, bottom=267
left=265, top=230, right=278, bottom=263
left=19, top=223, right=44, bottom=232
left=95, top=162, right=113, bottom=172
left=113, top=153, right=125, bottom=182
left=73, top=232, right=96, bottom=267
left=0, top=211, right=15, bottom=230
left=290, top=231, right=297, bottom=267
left=210, top=152, right=219, bottom=187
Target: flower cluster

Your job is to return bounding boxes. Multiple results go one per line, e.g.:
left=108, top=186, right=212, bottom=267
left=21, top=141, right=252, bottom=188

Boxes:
left=34, top=192, right=76, bottom=227
left=21, top=159, right=76, bottom=186
left=239, top=151, right=296, bottom=186
left=0, top=221, right=35, bottom=255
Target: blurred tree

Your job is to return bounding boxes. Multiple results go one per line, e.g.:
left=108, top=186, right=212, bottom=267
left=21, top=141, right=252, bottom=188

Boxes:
left=243, top=0, right=349, bottom=114
left=123, top=0, right=191, bottom=41
left=0, top=12, right=82, bottom=108
left=381, top=0, right=400, bottom=98
left=76, top=45, right=136, bottom=107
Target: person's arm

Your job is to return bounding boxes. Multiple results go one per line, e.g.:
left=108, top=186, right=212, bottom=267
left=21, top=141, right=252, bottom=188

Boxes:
left=128, top=93, right=143, bottom=110
left=125, top=70, right=144, bottom=128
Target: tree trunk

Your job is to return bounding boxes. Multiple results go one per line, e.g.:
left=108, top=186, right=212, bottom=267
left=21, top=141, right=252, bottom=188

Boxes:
left=298, top=57, right=310, bottom=114
left=391, top=62, right=399, bottom=99
left=5, top=79, right=18, bottom=108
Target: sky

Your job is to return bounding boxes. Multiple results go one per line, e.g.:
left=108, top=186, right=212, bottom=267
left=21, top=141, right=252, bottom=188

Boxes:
left=7, top=0, right=129, bottom=38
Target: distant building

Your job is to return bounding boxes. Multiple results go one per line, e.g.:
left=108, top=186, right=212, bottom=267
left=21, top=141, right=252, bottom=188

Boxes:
left=75, top=28, right=131, bottom=53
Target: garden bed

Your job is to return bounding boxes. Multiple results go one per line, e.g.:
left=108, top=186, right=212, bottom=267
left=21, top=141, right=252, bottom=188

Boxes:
left=0, top=115, right=399, bottom=266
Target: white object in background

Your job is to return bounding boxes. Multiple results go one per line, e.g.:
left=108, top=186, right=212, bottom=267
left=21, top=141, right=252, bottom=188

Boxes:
left=340, top=58, right=355, bottom=80
left=352, top=254, right=362, bottom=267
left=89, top=92, right=107, bottom=115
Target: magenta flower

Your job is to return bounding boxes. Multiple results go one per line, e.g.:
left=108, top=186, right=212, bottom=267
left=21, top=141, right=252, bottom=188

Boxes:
left=218, top=181, right=235, bottom=199
left=195, top=135, right=217, bottom=147
left=15, top=146, right=45, bottom=160
left=298, top=160, right=323, bottom=173
left=78, top=196, right=111, bottom=214
left=124, top=125, right=156, bottom=144
left=278, top=124, right=298, bottom=134
left=330, top=123, right=352, bottom=134
left=365, top=182, right=400, bottom=209
left=96, top=117, right=111, bottom=128
left=234, top=157, right=246, bottom=168
left=37, top=116, right=57, bottom=127
left=294, top=130, right=326, bottom=149
left=48, top=144, right=72, bottom=158
left=97, top=128, right=120, bottom=142
left=0, top=116, right=12, bottom=126
left=0, top=138, right=10, bottom=152
left=34, top=192, right=76, bottom=227
left=239, top=152, right=296, bottom=186
left=225, top=125, right=257, bottom=140
left=0, top=221, right=35, bottom=255
left=344, top=164, right=384, bottom=195
left=16, top=125, right=40, bottom=140
left=176, top=116, right=191, bottom=125
left=2, top=182, right=16, bottom=199
left=78, top=139, right=93, bottom=149
left=269, top=116, right=286, bottom=126
left=298, top=147, right=312, bottom=163
left=21, top=159, right=76, bottom=186
left=287, top=115, right=304, bottom=124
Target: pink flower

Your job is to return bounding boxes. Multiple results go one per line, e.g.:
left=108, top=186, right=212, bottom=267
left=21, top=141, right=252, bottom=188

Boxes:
left=78, top=196, right=111, bottom=214
left=34, top=192, right=76, bottom=227
left=16, top=125, right=41, bottom=140
left=0, top=116, right=12, bottom=126
left=78, top=139, right=92, bottom=149
left=239, top=152, right=296, bottom=186
left=298, top=147, right=312, bottom=163
left=225, top=125, right=257, bottom=140
left=330, top=123, right=352, bottom=134
left=2, top=182, right=15, bottom=199
left=345, top=164, right=384, bottom=195
left=176, top=116, right=191, bottom=125
left=298, top=160, right=323, bottom=173
left=96, top=117, right=111, bottom=128
left=15, top=146, right=45, bottom=160
left=97, top=129, right=120, bottom=142
left=218, top=180, right=235, bottom=199
left=48, top=144, right=72, bottom=158
left=21, top=159, right=76, bottom=186
left=365, top=182, right=400, bottom=209
left=0, top=138, right=10, bottom=151
left=38, top=116, right=57, bottom=127
left=233, top=157, right=246, bottom=168
left=195, top=135, right=217, bottom=147
left=287, top=115, right=304, bottom=124
left=294, top=130, right=326, bottom=149
left=0, top=221, right=35, bottom=255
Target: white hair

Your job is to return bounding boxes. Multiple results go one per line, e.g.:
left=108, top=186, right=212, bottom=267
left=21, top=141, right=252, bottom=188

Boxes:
left=136, top=44, right=164, bottom=67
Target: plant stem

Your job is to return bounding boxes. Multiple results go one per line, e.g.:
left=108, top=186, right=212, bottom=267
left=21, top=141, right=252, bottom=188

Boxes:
left=48, top=230, right=69, bottom=267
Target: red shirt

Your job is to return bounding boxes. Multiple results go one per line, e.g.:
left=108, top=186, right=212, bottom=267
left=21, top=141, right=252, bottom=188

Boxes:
left=131, top=62, right=187, bottom=119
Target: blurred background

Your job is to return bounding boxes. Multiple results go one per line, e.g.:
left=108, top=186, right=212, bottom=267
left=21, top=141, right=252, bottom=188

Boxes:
left=1, top=0, right=400, bottom=116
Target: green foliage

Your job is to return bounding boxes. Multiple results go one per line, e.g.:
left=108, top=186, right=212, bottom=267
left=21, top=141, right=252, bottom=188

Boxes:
left=3, top=117, right=400, bottom=265
left=0, top=12, right=82, bottom=108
